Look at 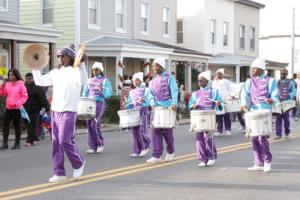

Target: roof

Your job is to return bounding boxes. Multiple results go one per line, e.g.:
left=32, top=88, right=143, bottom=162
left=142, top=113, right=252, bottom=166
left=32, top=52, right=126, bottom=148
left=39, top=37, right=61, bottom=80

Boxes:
left=141, top=40, right=212, bottom=57
left=85, top=35, right=158, bottom=48
left=0, top=22, right=63, bottom=43
left=208, top=53, right=288, bottom=69
left=235, top=0, right=265, bottom=9
left=208, top=53, right=255, bottom=66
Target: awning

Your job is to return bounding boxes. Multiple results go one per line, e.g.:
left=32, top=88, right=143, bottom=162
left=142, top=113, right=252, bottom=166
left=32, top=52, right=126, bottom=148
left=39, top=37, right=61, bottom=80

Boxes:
left=0, top=22, right=63, bottom=43
left=208, top=53, right=288, bottom=69
left=84, top=35, right=173, bottom=59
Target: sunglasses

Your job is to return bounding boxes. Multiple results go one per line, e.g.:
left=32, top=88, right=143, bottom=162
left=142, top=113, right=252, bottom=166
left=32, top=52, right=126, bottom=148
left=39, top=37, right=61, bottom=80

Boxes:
left=57, top=55, right=64, bottom=58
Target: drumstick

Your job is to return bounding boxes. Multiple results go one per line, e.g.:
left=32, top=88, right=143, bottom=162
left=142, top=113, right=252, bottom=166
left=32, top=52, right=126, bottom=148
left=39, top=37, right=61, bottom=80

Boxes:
left=207, top=98, right=226, bottom=105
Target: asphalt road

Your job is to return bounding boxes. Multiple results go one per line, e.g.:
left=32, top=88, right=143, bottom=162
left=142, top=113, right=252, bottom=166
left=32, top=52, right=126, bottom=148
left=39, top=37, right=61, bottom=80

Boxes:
left=0, top=119, right=300, bottom=200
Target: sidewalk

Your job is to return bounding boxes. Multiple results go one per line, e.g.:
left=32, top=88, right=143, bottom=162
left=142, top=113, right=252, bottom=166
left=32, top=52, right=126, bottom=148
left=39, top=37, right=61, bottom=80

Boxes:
left=0, top=118, right=191, bottom=142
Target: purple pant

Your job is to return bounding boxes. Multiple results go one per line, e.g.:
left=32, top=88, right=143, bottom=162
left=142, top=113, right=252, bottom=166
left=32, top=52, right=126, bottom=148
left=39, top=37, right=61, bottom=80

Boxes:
left=251, top=136, right=272, bottom=166
left=87, top=101, right=105, bottom=150
left=51, top=111, right=84, bottom=176
left=132, top=107, right=150, bottom=154
left=275, top=111, right=290, bottom=137
left=151, top=128, right=174, bottom=158
left=196, top=132, right=217, bottom=163
left=236, top=112, right=245, bottom=128
left=216, top=113, right=231, bottom=133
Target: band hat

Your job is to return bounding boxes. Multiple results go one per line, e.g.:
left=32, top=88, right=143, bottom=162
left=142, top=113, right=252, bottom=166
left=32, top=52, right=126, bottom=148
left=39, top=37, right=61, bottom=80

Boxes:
left=133, top=72, right=144, bottom=82
left=216, top=68, right=224, bottom=74
left=153, top=58, right=166, bottom=69
left=92, top=62, right=104, bottom=72
left=198, top=71, right=211, bottom=81
left=251, top=57, right=266, bottom=70
left=61, top=45, right=76, bottom=59
left=124, top=80, right=131, bottom=84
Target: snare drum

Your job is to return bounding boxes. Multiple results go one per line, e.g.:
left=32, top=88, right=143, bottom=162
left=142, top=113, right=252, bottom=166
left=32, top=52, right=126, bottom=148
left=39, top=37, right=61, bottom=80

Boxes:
left=281, top=100, right=295, bottom=113
left=190, top=110, right=216, bottom=133
left=272, top=103, right=282, bottom=116
left=77, top=97, right=96, bottom=120
left=118, top=108, right=141, bottom=128
left=151, top=107, right=176, bottom=128
left=244, top=109, right=272, bottom=137
left=225, top=99, right=241, bottom=113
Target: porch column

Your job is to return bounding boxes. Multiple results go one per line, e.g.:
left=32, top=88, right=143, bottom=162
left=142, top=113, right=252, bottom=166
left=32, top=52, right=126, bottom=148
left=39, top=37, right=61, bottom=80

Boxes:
left=185, top=62, right=192, bottom=91
left=10, top=40, right=17, bottom=69
left=49, top=43, right=55, bottom=70
left=115, top=55, right=124, bottom=95
left=235, top=64, right=240, bottom=83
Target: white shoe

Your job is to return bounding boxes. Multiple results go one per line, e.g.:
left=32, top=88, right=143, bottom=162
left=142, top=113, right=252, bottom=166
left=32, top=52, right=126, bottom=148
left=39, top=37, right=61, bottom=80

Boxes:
left=165, top=153, right=175, bottom=162
left=97, top=146, right=104, bottom=153
left=248, top=165, right=264, bottom=171
left=225, top=130, right=231, bottom=136
left=207, top=159, right=216, bottom=166
left=239, top=127, right=246, bottom=133
left=264, top=163, right=271, bottom=173
left=198, top=162, right=206, bottom=167
left=86, top=149, right=96, bottom=154
left=214, top=132, right=222, bottom=137
left=73, top=161, right=85, bottom=178
left=146, top=157, right=161, bottom=164
left=130, top=153, right=139, bottom=157
left=139, top=148, right=149, bottom=157
left=48, top=175, right=66, bottom=183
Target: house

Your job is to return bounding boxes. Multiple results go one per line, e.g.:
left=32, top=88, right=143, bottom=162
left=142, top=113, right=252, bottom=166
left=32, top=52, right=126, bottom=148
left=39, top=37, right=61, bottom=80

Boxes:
left=177, top=0, right=287, bottom=83
left=20, top=0, right=209, bottom=93
left=0, top=0, right=62, bottom=75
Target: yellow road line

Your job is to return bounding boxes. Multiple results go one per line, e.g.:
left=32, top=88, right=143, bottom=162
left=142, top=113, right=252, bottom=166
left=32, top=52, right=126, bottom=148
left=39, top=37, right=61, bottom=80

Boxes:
left=0, top=140, right=254, bottom=197
left=2, top=133, right=300, bottom=200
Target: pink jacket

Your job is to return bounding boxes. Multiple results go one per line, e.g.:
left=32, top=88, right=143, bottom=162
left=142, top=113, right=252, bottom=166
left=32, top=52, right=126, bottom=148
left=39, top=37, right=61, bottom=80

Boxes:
left=0, top=80, right=28, bottom=109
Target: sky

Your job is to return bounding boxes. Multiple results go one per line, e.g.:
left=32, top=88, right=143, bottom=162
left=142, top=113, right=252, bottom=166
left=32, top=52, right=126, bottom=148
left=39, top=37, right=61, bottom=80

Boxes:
left=256, top=0, right=300, bottom=36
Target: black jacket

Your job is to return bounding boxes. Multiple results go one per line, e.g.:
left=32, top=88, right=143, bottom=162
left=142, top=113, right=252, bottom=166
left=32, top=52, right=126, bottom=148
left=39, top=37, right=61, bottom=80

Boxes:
left=24, top=83, right=50, bottom=113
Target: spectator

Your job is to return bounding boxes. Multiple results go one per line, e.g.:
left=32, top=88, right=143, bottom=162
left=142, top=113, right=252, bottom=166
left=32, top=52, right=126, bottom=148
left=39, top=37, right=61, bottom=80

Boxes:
left=0, top=69, right=28, bottom=150
left=23, top=73, right=50, bottom=146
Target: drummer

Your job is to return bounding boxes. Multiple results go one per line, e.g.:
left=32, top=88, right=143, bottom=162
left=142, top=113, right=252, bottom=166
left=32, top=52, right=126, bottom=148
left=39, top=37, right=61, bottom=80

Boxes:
left=188, top=71, right=223, bottom=167
left=82, top=62, right=112, bottom=154
left=212, top=68, right=233, bottom=136
left=147, top=58, right=179, bottom=164
left=241, top=57, right=279, bottom=173
left=275, top=69, right=296, bottom=139
left=125, top=72, right=150, bottom=157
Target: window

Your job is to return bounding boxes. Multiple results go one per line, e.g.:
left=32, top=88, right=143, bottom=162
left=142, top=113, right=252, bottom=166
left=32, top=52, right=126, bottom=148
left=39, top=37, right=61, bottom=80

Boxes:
left=177, top=20, right=183, bottom=44
left=42, top=0, right=53, bottom=25
left=141, top=3, right=149, bottom=34
left=88, top=0, right=100, bottom=29
left=116, top=0, right=126, bottom=32
left=250, top=27, right=255, bottom=50
left=223, top=22, right=229, bottom=47
left=239, top=25, right=245, bottom=49
left=0, top=0, right=7, bottom=11
left=163, top=7, right=170, bottom=37
left=210, top=19, right=216, bottom=45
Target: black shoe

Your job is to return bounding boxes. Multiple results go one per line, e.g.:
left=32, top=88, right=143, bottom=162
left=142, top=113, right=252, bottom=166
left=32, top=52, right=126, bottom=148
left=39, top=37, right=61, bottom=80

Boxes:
left=11, top=144, right=20, bottom=150
left=0, top=144, right=8, bottom=150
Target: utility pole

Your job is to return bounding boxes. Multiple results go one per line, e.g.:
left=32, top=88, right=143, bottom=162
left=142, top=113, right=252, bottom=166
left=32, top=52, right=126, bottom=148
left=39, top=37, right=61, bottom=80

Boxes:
left=291, top=7, right=295, bottom=74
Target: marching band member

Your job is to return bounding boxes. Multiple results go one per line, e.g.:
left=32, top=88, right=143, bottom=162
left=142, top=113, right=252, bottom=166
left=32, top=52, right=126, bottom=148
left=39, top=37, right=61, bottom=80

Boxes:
left=82, top=62, right=112, bottom=153
left=125, top=72, right=150, bottom=157
left=188, top=71, right=223, bottom=167
left=212, top=68, right=233, bottom=136
left=241, top=57, right=279, bottom=173
left=147, top=58, right=179, bottom=164
left=32, top=45, right=88, bottom=182
left=275, top=69, right=296, bottom=139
